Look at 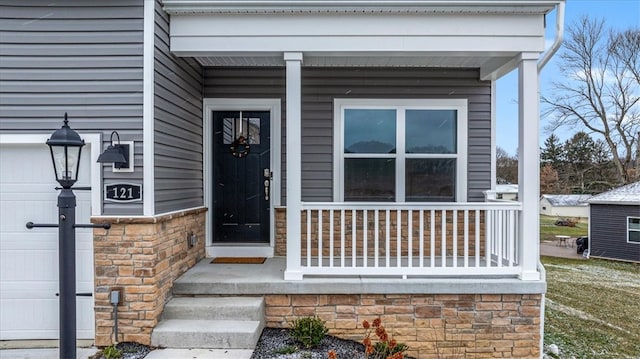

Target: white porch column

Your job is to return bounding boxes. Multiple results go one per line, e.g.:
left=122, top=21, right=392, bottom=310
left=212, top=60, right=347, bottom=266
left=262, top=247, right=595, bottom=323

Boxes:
left=284, top=52, right=303, bottom=280
left=517, top=53, right=541, bottom=281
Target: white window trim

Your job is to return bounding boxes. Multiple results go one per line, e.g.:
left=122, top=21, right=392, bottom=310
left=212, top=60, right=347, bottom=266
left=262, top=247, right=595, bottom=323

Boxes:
left=627, top=216, right=640, bottom=245
left=333, top=98, right=467, bottom=202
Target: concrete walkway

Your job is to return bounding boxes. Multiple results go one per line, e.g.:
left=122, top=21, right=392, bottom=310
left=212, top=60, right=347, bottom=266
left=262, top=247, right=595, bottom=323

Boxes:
left=144, top=348, right=253, bottom=359
left=0, top=348, right=99, bottom=359
left=540, top=239, right=585, bottom=260
left=0, top=348, right=253, bottom=359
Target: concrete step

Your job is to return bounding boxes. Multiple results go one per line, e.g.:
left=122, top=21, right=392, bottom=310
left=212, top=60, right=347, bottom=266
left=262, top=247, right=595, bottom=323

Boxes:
left=161, top=297, right=264, bottom=321
left=151, top=319, right=264, bottom=349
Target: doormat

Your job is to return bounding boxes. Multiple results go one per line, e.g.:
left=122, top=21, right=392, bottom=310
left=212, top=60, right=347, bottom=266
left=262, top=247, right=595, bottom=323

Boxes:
left=211, top=257, right=266, bottom=264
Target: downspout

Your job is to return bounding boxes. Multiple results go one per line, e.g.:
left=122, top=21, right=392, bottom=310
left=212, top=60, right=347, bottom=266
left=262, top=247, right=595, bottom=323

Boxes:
left=537, top=2, right=565, bottom=357
left=538, top=1, right=565, bottom=73
left=538, top=262, right=548, bottom=357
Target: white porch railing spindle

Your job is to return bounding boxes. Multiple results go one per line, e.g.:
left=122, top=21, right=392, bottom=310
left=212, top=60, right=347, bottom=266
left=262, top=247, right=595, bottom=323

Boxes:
left=385, top=210, right=390, bottom=268
left=364, top=210, right=368, bottom=268
left=497, top=210, right=503, bottom=268
left=408, top=210, right=413, bottom=268
left=441, top=210, right=446, bottom=268
left=351, top=209, right=356, bottom=268
left=453, top=209, right=458, bottom=268
left=419, top=210, right=424, bottom=268
left=485, top=209, right=491, bottom=268
left=373, top=209, right=380, bottom=267
left=464, top=210, right=469, bottom=268
left=340, top=209, right=345, bottom=268
left=306, top=209, right=311, bottom=267
left=430, top=210, right=435, bottom=268
left=318, top=210, right=323, bottom=268
left=297, top=202, right=522, bottom=278
left=329, top=210, right=334, bottom=267
left=397, top=210, right=402, bottom=268
left=509, top=209, right=515, bottom=266
left=475, top=209, right=480, bottom=268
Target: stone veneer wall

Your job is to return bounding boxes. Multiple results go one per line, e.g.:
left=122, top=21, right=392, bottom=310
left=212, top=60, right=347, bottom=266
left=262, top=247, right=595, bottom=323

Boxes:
left=265, top=293, right=541, bottom=359
left=92, top=207, right=207, bottom=345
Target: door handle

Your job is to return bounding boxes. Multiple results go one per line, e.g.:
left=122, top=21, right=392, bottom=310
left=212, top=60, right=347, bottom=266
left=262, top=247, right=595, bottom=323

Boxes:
left=263, top=168, right=271, bottom=201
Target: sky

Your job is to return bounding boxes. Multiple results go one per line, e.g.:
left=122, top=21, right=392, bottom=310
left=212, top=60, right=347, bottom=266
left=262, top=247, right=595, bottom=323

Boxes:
left=495, top=0, right=640, bottom=155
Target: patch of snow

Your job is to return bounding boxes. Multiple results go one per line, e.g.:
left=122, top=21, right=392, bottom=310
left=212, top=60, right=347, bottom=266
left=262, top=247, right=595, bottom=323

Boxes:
left=588, top=181, right=640, bottom=204
left=546, top=299, right=633, bottom=335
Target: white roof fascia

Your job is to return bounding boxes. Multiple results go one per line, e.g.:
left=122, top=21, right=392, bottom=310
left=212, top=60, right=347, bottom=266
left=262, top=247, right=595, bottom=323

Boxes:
left=163, top=0, right=559, bottom=14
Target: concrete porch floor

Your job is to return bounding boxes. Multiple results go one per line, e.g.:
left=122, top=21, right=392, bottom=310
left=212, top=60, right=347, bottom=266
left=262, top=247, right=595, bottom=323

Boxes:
left=173, top=257, right=546, bottom=296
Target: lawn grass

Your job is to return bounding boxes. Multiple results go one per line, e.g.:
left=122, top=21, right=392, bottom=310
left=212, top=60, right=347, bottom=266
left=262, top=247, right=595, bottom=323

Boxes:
left=542, top=256, right=640, bottom=358
left=540, top=215, right=588, bottom=242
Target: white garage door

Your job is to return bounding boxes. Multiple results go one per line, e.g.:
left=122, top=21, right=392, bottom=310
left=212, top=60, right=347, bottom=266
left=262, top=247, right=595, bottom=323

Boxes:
left=0, top=142, right=95, bottom=340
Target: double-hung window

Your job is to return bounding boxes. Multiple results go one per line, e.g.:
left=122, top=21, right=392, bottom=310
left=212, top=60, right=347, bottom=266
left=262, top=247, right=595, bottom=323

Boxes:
left=334, top=99, right=467, bottom=202
left=628, top=217, right=640, bottom=244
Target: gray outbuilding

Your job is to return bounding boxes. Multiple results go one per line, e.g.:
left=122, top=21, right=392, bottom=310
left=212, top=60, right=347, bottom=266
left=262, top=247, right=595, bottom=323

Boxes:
left=587, top=182, right=640, bottom=263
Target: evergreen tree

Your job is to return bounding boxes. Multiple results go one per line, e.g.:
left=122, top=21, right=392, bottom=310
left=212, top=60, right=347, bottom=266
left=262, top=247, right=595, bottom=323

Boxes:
left=541, top=134, right=564, bottom=169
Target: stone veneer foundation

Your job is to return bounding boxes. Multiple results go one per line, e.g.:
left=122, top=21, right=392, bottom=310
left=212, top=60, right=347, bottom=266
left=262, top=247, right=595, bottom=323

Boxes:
left=265, top=293, right=542, bottom=359
left=91, top=207, right=206, bottom=346
left=273, top=208, right=542, bottom=358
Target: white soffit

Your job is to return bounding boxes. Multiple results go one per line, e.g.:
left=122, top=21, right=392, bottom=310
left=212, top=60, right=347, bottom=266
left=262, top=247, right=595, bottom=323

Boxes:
left=163, top=1, right=558, bottom=14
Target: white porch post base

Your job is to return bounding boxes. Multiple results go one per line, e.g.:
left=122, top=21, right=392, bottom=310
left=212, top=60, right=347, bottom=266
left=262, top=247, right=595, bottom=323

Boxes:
left=519, top=270, right=541, bottom=281
left=284, top=270, right=303, bottom=281
left=285, top=52, right=303, bottom=281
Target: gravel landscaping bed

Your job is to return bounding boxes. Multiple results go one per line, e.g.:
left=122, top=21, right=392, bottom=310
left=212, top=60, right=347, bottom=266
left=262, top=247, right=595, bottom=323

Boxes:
left=89, top=342, right=151, bottom=359
left=89, top=328, right=417, bottom=358
left=251, top=328, right=366, bottom=359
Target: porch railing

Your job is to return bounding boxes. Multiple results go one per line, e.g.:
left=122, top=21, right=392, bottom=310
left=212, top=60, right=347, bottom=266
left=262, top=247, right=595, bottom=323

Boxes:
left=297, top=202, right=522, bottom=278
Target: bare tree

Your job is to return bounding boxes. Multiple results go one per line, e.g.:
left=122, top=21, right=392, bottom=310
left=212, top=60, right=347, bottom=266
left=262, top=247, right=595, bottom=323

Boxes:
left=542, top=17, right=640, bottom=184
left=496, top=146, right=518, bottom=184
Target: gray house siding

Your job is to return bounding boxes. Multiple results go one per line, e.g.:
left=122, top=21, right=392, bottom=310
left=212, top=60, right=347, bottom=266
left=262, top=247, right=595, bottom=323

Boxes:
left=153, top=0, right=204, bottom=214
left=0, top=0, right=145, bottom=215
left=203, top=67, right=491, bottom=202
left=590, top=204, right=640, bottom=262
left=302, top=68, right=491, bottom=202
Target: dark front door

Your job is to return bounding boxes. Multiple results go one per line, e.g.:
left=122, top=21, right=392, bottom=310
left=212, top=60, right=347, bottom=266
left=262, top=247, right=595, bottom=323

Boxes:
left=213, top=111, right=270, bottom=243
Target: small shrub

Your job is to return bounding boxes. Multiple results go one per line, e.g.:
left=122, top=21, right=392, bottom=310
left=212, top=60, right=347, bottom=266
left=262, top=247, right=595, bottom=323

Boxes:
left=102, top=345, right=122, bottom=359
left=289, top=316, right=328, bottom=348
left=328, top=317, right=409, bottom=359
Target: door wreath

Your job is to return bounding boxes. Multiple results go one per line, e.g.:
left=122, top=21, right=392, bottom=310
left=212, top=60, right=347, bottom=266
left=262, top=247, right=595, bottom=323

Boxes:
left=229, top=136, right=250, bottom=158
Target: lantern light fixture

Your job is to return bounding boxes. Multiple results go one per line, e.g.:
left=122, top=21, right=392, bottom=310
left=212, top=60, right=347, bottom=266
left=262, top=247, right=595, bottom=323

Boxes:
left=46, top=113, right=85, bottom=189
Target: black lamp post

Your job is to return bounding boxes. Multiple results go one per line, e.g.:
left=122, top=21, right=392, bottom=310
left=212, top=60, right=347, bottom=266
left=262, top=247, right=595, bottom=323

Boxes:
left=47, top=113, right=84, bottom=359
left=26, top=113, right=110, bottom=359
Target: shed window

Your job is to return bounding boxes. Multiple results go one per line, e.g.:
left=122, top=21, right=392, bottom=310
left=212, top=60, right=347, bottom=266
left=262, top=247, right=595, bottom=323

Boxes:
left=628, top=217, right=640, bottom=244
left=334, top=99, right=467, bottom=202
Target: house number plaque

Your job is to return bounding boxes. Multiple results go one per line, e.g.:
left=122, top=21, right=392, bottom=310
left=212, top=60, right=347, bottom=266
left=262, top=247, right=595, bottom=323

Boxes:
left=104, top=183, right=142, bottom=203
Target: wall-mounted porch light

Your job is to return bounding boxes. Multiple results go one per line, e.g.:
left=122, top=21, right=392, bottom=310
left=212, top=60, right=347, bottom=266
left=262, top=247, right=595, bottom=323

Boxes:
left=97, top=131, right=132, bottom=171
